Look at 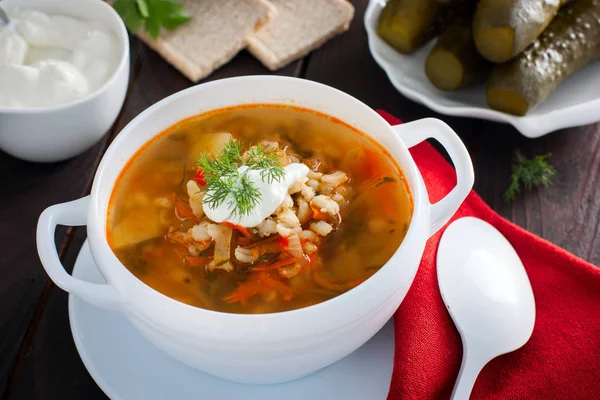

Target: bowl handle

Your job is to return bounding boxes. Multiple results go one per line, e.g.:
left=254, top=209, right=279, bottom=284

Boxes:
left=37, top=196, right=123, bottom=311
left=392, top=118, right=474, bottom=237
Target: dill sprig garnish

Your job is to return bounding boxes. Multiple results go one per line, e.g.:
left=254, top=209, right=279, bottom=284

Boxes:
left=503, top=150, right=557, bottom=203
left=246, top=143, right=286, bottom=184
left=197, top=140, right=285, bottom=217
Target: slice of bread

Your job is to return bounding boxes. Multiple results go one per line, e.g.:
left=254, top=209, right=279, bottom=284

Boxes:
left=137, top=0, right=275, bottom=82
left=247, top=0, right=354, bottom=71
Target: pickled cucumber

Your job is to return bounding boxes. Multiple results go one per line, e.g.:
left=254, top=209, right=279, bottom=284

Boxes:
left=377, top=0, right=440, bottom=53
left=425, top=7, right=490, bottom=91
left=487, top=0, right=600, bottom=116
left=473, top=0, right=569, bottom=63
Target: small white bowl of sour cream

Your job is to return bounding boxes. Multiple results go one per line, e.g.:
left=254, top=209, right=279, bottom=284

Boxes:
left=0, top=0, right=129, bottom=163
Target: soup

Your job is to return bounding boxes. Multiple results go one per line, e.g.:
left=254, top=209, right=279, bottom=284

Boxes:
left=107, top=105, right=413, bottom=314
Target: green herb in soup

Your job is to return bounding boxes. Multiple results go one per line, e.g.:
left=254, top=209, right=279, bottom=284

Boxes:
left=107, top=105, right=413, bottom=314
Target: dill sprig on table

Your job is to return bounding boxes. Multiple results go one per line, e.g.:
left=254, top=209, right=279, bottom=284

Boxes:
left=197, top=140, right=285, bottom=217
left=503, top=150, right=557, bottom=203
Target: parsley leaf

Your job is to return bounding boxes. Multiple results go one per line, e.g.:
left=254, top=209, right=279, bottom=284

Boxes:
left=503, top=150, right=557, bottom=203
left=113, top=0, right=144, bottom=33
left=136, top=0, right=150, bottom=18
left=112, top=0, right=191, bottom=40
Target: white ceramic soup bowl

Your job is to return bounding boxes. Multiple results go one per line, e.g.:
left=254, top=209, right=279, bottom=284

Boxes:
left=0, top=0, right=129, bottom=163
left=37, top=76, right=474, bottom=384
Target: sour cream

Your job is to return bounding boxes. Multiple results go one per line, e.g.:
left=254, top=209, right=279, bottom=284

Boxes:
left=0, top=10, right=119, bottom=109
left=203, top=163, right=310, bottom=228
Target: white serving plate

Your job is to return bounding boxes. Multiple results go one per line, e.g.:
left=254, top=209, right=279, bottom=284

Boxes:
left=364, top=0, right=600, bottom=138
left=69, top=241, right=395, bottom=400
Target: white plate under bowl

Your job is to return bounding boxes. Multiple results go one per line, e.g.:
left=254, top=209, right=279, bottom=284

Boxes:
left=364, top=0, right=600, bottom=138
left=68, top=241, right=395, bottom=400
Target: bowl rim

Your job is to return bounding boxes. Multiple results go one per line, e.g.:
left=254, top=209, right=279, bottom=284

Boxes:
left=87, top=75, right=429, bottom=326
left=0, top=0, right=130, bottom=114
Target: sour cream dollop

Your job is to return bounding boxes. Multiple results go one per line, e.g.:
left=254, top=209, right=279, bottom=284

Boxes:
left=0, top=10, right=119, bottom=109
left=203, top=163, right=310, bottom=228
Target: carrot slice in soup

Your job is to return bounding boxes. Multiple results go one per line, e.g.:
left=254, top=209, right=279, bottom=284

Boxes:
left=253, top=257, right=297, bottom=271
left=224, top=272, right=295, bottom=304
left=223, top=280, right=266, bottom=304
left=310, top=205, right=328, bottom=221
left=172, top=193, right=199, bottom=222
left=222, top=221, right=252, bottom=238
left=185, top=256, right=210, bottom=267
left=258, top=272, right=294, bottom=300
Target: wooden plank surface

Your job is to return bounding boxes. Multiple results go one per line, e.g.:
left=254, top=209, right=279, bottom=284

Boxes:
left=6, top=230, right=108, bottom=400
left=470, top=121, right=600, bottom=261
left=0, top=142, right=106, bottom=399
left=2, top=0, right=600, bottom=398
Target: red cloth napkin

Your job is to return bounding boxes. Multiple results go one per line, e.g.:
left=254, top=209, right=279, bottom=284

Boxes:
left=378, top=111, right=600, bottom=400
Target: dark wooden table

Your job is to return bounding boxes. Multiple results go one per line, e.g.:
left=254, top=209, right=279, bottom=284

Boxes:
left=1, top=1, right=599, bottom=398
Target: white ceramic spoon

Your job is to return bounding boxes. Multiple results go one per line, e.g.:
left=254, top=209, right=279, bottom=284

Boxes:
left=437, top=217, right=536, bottom=400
